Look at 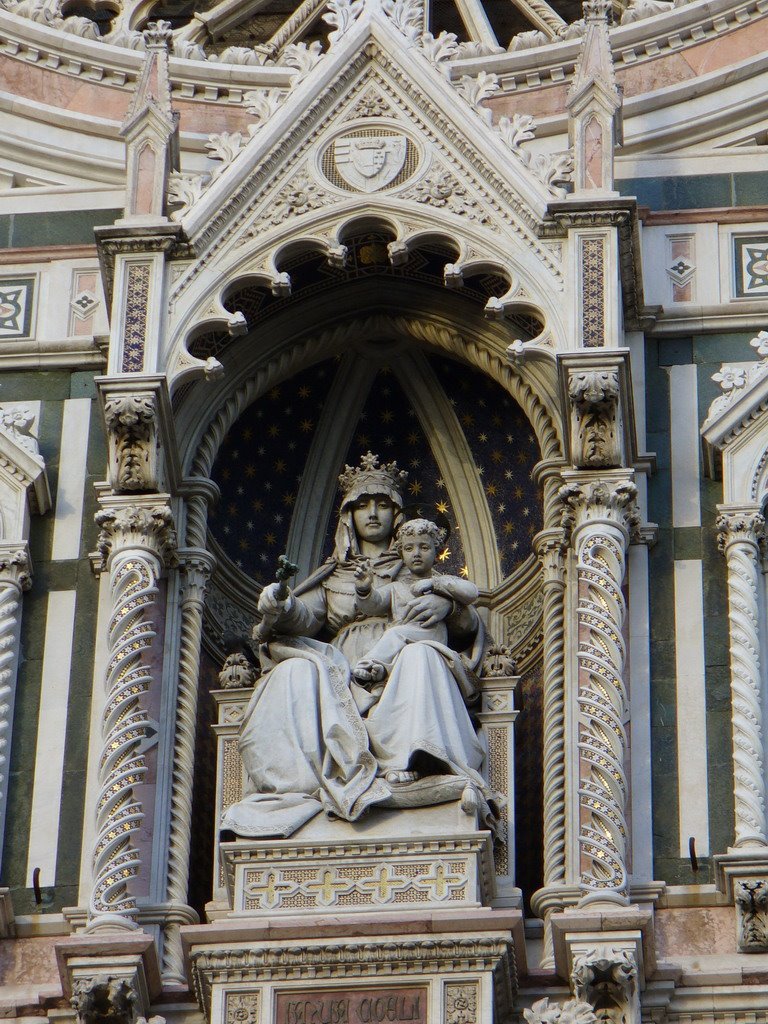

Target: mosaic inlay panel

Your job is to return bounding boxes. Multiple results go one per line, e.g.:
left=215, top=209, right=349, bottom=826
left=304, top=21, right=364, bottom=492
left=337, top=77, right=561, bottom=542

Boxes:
left=734, top=234, right=768, bottom=297
left=0, top=277, right=35, bottom=339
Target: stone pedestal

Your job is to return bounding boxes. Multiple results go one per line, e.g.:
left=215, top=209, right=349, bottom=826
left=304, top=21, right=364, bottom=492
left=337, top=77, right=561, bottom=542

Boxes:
left=219, top=806, right=495, bottom=917
left=182, top=909, right=523, bottom=1024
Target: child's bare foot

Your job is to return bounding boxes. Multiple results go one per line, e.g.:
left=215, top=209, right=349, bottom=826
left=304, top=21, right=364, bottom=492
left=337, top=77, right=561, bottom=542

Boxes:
left=385, top=769, right=421, bottom=784
left=353, top=659, right=386, bottom=683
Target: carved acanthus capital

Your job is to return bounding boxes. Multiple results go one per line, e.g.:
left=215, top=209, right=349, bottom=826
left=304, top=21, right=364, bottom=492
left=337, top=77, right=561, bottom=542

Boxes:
left=717, top=510, right=765, bottom=553
left=95, top=505, right=176, bottom=569
left=71, top=975, right=138, bottom=1024
left=559, top=479, right=639, bottom=539
left=568, top=368, right=622, bottom=469
left=534, top=529, right=567, bottom=584
left=735, top=878, right=768, bottom=952
left=571, top=946, right=639, bottom=1024
left=103, top=393, right=158, bottom=493
left=179, top=548, right=214, bottom=605
left=524, top=997, right=598, bottom=1024
left=0, top=544, right=31, bottom=591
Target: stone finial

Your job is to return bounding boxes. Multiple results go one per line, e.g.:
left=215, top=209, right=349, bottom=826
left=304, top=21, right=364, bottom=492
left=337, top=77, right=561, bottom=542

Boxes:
left=120, top=20, right=178, bottom=220
left=567, top=0, right=621, bottom=193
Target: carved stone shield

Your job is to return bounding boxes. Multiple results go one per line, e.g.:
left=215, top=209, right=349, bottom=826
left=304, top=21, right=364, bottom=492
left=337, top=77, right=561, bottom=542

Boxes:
left=333, top=135, right=407, bottom=192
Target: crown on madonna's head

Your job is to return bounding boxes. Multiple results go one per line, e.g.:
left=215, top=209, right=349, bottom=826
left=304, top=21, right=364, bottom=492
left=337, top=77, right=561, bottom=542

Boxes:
left=339, top=451, right=409, bottom=507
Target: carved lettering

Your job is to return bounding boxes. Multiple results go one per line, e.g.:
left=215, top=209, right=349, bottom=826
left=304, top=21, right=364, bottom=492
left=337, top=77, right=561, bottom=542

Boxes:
left=275, top=988, right=427, bottom=1024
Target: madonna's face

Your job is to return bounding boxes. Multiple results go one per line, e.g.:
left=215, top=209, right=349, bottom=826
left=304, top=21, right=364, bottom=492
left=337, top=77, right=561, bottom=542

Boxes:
left=352, top=495, right=396, bottom=545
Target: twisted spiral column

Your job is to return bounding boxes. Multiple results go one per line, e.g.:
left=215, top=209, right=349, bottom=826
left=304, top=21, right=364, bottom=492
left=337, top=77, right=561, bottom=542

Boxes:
left=533, top=528, right=567, bottom=967
left=0, top=546, right=31, bottom=857
left=87, top=505, right=175, bottom=932
left=162, top=546, right=214, bottom=983
left=561, top=478, right=638, bottom=907
left=717, top=509, right=768, bottom=848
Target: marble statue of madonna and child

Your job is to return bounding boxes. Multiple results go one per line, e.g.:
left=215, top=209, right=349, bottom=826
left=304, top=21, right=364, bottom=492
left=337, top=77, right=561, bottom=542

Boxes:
left=221, top=452, right=497, bottom=839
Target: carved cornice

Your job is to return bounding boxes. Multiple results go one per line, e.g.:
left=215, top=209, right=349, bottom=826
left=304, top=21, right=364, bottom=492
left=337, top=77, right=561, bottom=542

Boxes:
left=189, top=938, right=515, bottom=1017
left=95, top=224, right=186, bottom=306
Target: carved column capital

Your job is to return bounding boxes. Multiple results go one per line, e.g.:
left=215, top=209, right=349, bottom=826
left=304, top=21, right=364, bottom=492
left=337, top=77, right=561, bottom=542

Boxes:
left=535, top=529, right=567, bottom=585
left=95, top=503, right=176, bottom=571
left=717, top=507, right=765, bottom=552
left=0, top=543, right=32, bottom=592
left=103, top=392, right=159, bottom=493
left=178, top=547, right=214, bottom=607
left=560, top=478, right=639, bottom=539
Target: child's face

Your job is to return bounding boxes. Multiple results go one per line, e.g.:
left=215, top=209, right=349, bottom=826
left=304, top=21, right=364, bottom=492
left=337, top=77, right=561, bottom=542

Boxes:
left=400, top=533, right=436, bottom=576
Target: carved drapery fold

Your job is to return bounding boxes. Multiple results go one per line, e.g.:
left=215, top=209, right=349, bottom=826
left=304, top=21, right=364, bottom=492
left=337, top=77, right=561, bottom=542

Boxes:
left=561, top=479, right=639, bottom=905
left=87, top=505, right=175, bottom=930
left=162, top=547, right=213, bottom=982
left=717, top=508, right=768, bottom=848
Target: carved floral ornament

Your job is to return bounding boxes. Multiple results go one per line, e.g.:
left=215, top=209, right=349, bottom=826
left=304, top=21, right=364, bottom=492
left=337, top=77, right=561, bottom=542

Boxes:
left=0, top=0, right=696, bottom=62
left=168, top=0, right=573, bottom=220
left=706, top=331, right=768, bottom=423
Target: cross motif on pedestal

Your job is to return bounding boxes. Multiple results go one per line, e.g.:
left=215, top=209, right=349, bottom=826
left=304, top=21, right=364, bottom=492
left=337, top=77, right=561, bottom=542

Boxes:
left=302, top=868, right=356, bottom=906
left=358, top=865, right=411, bottom=904
left=244, top=870, right=299, bottom=909
left=415, top=861, right=466, bottom=900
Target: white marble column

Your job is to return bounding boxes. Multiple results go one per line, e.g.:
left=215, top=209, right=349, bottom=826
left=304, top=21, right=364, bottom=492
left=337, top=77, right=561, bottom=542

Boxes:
left=161, top=544, right=214, bottom=982
left=0, top=544, right=31, bottom=857
left=717, top=507, right=768, bottom=848
left=86, top=503, right=175, bottom=932
left=562, top=477, right=639, bottom=906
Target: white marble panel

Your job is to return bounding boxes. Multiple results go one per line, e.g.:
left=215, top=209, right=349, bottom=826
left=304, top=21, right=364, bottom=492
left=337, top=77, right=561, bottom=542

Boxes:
left=669, top=364, right=701, bottom=529
left=25, top=590, right=77, bottom=887
left=50, top=398, right=91, bottom=561
left=674, top=559, right=710, bottom=857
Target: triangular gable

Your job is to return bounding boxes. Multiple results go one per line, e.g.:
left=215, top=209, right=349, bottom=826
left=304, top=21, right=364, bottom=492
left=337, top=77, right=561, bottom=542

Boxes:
left=173, top=4, right=564, bottom=267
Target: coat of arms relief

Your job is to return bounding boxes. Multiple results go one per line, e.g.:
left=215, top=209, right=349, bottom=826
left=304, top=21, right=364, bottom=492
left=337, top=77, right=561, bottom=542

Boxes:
left=331, top=133, right=410, bottom=191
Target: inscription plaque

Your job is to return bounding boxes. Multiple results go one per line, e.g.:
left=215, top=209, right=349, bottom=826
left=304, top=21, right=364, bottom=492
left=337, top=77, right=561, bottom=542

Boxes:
left=275, top=986, right=427, bottom=1024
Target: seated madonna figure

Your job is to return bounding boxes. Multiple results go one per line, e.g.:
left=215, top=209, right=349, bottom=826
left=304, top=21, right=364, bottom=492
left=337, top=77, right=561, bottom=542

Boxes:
left=221, top=452, right=492, bottom=840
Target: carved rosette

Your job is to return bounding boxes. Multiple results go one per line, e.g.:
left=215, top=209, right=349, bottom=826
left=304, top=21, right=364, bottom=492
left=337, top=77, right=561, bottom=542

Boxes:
left=103, top=393, right=158, bottom=493
left=88, top=506, right=175, bottom=928
left=561, top=480, right=639, bottom=903
left=162, top=548, right=214, bottom=981
left=735, top=878, right=768, bottom=952
left=571, top=946, right=639, bottom=1024
left=717, top=510, right=768, bottom=847
left=534, top=527, right=567, bottom=966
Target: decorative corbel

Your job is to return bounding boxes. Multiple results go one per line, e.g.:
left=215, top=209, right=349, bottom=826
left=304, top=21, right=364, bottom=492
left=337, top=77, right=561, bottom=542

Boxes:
left=72, top=976, right=138, bottom=1024
left=571, top=945, right=640, bottom=1024
left=735, top=878, right=768, bottom=952
left=103, top=392, right=159, bottom=493
left=567, top=367, right=621, bottom=468
left=57, top=932, right=162, bottom=1024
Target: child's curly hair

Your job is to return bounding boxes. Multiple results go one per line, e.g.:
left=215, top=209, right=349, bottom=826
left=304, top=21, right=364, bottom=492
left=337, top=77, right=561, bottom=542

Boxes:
left=395, top=518, right=447, bottom=553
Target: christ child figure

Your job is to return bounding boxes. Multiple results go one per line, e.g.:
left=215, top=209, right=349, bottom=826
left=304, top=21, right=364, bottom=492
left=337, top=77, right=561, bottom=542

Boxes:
left=352, top=518, right=479, bottom=685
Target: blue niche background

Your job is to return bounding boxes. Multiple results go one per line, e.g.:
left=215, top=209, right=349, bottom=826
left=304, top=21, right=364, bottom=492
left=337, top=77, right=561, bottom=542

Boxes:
left=209, top=353, right=542, bottom=584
